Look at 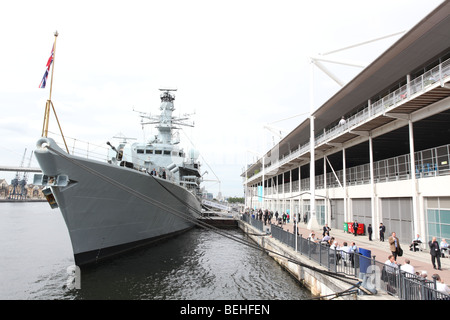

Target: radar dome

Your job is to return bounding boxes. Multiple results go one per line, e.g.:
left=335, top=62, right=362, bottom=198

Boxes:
left=189, top=149, right=200, bottom=160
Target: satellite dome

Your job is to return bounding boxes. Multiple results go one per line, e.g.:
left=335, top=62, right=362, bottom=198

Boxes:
left=189, top=149, right=200, bottom=160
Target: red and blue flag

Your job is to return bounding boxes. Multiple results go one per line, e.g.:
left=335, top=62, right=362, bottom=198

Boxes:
left=39, top=43, right=54, bottom=88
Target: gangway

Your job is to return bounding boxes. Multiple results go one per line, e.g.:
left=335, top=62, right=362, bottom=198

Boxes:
left=201, top=199, right=231, bottom=212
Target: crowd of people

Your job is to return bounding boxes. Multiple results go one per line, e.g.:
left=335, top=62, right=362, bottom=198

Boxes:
left=246, top=208, right=295, bottom=227
left=244, top=207, right=449, bottom=297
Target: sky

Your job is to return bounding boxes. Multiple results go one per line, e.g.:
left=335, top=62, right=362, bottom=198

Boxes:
left=0, top=0, right=444, bottom=198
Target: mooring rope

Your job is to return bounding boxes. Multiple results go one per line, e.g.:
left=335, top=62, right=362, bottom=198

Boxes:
left=46, top=145, right=364, bottom=292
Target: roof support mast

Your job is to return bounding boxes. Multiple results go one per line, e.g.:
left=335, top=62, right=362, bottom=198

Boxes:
left=307, top=31, right=405, bottom=230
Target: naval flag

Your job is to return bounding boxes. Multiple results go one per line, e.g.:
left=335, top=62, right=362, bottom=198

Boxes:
left=39, top=43, right=54, bottom=88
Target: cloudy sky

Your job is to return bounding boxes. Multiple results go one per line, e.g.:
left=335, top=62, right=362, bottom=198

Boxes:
left=0, top=0, right=444, bottom=197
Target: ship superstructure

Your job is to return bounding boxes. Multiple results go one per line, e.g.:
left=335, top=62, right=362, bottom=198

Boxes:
left=106, top=89, right=202, bottom=193
left=34, top=89, right=203, bottom=266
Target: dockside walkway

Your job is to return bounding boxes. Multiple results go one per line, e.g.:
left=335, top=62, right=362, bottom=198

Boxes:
left=262, top=218, right=450, bottom=287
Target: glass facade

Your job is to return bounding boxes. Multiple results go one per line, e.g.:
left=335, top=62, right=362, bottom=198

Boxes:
left=427, top=197, right=450, bottom=243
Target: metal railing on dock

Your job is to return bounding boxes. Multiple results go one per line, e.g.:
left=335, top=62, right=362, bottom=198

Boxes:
left=241, top=213, right=265, bottom=232
left=242, top=215, right=450, bottom=300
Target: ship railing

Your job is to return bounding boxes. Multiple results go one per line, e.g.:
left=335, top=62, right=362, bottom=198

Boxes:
left=46, top=131, right=109, bottom=163
left=46, top=131, right=179, bottom=183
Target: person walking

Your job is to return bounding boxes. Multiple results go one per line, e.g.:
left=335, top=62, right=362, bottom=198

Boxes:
left=350, top=241, right=358, bottom=267
left=323, top=224, right=331, bottom=237
left=352, top=220, right=359, bottom=237
left=368, top=224, right=373, bottom=241
left=379, top=223, right=386, bottom=242
left=388, top=232, right=402, bottom=261
left=440, top=238, right=449, bottom=258
left=429, top=236, right=442, bottom=270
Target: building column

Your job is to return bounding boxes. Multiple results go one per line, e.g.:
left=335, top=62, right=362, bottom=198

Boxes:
left=276, top=175, right=279, bottom=213
left=324, top=156, right=330, bottom=225
left=409, top=119, right=420, bottom=238
left=407, top=74, right=411, bottom=97
left=369, top=134, right=378, bottom=239
left=290, top=169, right=292, bottom=193
left=308, top=115, right=320, bottom=230
left=343, top=148, right=348, bottom=223
left=282, top=171, right=285, bottom=214
left=262, top=155, right=265, bottom=209
left=289, top=169, right=293, bottom=217
left=298, top=164, right=302, bottom=223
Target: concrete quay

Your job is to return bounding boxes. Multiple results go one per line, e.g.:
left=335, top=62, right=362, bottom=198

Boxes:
left=238, top=217, right=450, bottom=300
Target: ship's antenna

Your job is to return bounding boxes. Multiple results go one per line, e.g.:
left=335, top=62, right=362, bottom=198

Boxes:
left=40, top=31, right=69, bottom=153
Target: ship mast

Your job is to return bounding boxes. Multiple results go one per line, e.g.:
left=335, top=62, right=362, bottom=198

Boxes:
left=138, top=89, right=194, bottom=145
left=40, top=31, right=69, bottom=153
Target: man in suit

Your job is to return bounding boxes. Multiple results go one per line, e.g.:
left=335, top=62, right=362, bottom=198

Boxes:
left=352, top=220, right=359, bottom=237
left=429, top=236, right=442, bottom=270
left=323, top=224, right=331, bottom=237
left=379, top=223, right=386, bottom=242
left=388, top=232, right=401, bottom=261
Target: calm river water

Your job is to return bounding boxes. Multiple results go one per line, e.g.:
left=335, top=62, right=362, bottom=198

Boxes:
left=0, top=202, right=311, bottom=300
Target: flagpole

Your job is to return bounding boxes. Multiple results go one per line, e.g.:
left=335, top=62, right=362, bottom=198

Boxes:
left=42, top=31, right=58, bottom=138
left=48, top=31, right=58, bottom=102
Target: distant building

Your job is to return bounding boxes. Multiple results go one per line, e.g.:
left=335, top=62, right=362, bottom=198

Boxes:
left=202, top=192, right=214, bottom=200
left=0, top=179, right=8, bottom=198
left=0, top=177, right=45, bottom=200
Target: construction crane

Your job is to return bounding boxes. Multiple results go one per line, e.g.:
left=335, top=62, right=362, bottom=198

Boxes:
left=9, top=148, right=26, bottom=200
left=18, top=150, right=33, bottom=199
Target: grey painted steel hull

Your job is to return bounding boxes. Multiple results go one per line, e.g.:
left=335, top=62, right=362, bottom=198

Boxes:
left=34, top=139, right=200, bottom=266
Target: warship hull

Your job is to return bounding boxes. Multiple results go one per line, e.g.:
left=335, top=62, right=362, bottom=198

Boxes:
left=34, top=138, right=200, bottom=266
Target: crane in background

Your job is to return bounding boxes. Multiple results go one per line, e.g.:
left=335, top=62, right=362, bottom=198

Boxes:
left=9, top=148, right=26, bottom=200
left=18, top=151, right=34, bottom=199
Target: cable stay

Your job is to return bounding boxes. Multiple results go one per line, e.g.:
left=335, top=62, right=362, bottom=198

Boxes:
left=308, top=281, right=362, bottom=300
left=46, top=145, right=364, bottom=293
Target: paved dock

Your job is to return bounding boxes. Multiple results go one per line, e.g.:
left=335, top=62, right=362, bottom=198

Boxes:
left=262, top=218, right=450, bottom=286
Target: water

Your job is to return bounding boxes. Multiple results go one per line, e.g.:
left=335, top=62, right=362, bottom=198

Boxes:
left=0, top=202, right=311, bottom=300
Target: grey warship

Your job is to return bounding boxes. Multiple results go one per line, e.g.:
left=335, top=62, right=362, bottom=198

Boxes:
left=33, top=89, right=203, bottom=266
